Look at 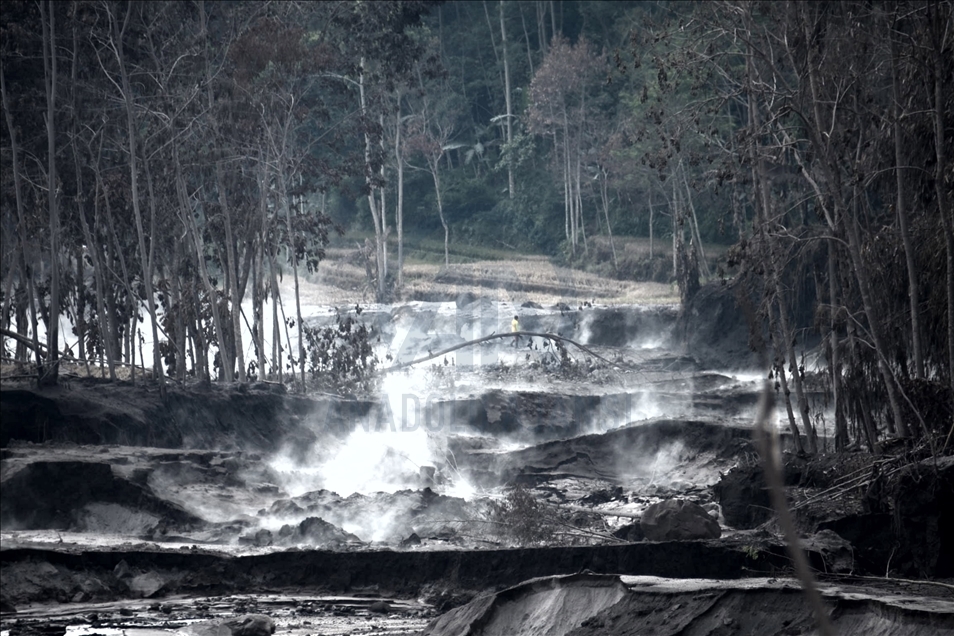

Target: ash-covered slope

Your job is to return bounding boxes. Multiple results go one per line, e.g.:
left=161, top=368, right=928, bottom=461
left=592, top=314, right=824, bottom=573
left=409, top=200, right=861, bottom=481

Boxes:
left=424, top=574, right=954, bottom=636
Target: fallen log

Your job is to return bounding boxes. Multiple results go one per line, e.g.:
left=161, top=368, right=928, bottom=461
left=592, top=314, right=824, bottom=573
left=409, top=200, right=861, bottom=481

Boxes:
left=0, top=327, right=47, bottom=354
left=558, top=504, right=641, bottom=520
left=383, top=331, right=624, bottom=373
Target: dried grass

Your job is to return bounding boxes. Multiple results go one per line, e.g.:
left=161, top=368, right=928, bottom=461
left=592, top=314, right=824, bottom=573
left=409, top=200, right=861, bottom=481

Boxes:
left=305, top=250, right=678, bottom=306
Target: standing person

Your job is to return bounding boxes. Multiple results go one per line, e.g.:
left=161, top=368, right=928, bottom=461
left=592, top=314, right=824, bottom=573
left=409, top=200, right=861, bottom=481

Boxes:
left=511, top=315, right=520, bottom=347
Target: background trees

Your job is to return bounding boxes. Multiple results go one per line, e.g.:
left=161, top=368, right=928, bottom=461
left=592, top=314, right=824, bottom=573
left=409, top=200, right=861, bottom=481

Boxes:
left=671, top=1, right=953, bottom=450
left=0, top=1, right=951, bottom=452
left=0, top=0, right=432, bottom=385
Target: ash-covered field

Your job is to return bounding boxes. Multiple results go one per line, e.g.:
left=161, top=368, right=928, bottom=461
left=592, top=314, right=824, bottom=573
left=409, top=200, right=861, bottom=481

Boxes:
left=2, top=298, right=952, bottom=636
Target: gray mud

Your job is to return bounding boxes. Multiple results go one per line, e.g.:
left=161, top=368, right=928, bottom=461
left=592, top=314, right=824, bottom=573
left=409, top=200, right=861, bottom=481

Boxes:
left=2, top=298, right=952, bottom=635
left=424, top=574, right=954, bottom=636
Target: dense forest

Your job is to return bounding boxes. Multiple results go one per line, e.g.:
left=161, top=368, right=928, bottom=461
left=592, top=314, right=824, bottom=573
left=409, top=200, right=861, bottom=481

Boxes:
left=0, top=1, right=952, bottom=453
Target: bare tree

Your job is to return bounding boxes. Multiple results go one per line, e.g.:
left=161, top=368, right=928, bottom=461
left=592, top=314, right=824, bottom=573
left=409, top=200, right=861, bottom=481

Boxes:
left=406, top=104, right=456, bottom=267
left=39, top=0, right=61, bottom=385
left=500, top=0, right=514, bottom=199
left=528, top=36, right=604, bottom=256
left=102, top=1, right=165, bottom=387
left=0, top=61, right=43, bottom=371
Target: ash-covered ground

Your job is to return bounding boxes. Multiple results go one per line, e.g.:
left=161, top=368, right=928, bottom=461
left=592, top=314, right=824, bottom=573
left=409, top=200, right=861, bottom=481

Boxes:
left=2, top=296, right=952, bottom=636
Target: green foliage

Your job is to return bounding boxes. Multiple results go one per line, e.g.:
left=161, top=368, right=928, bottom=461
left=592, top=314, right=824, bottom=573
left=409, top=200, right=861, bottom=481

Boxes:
left=742, top=544, right=760, bottom=561
left=301, top=307, right=379, bottom=395
left=486, top=484, right=554, bottom=545
left=342, top=2, right=743, bottom=263
left=439, top=174, right=498, bottom=229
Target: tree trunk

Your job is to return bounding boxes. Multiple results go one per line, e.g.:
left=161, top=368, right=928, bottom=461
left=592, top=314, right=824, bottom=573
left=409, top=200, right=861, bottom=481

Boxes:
left=379, top=118, right=389, bottom=284
left=14, top=283, right=28, bottom=363
left=111, top=3, right=164, bottom=386
left=0, top=61, right=44, bottom=372
left=752, top=147, right=815, bottom=453
left=90, top=164, right=120, bottom=378
left=358, top=59, right=387, bottom=299
left=574, top=108, right=586, bottom=253
left=500, top=0, right=514, bottom=199
left=140, top=155, right=166, bottom=387
left=187, top=283, right=209, bottom=381
left=74, top=250, right=86, bottom=368
left=395, top=101, right=405, bottom=288
left=929, top=13, right=954, bottom=411
left=671, top=174, right=680, bottom=276
left=428, top=155, right=450, bottom=268
left=847, top=320, right=882, bottom=453
left=549, top=0, right=557, bottom=38
left=250, top=243, right=262, bottom=379
left=799, top=14, right=908, bottom=438
left=890, top=33, right=923, bottom=378
left=680, top=164, right=710, bottom=279
left=599, top=167, right=618, bottom=269
left=174, top=144, right=232, bottom=383
left=217, top=165, right=246, bottom=382
left=746, top=45, right=807, bottom=449
left=536, top=1, right=547, bottom=55
left=269, top=244, right=282, bottom=381
left=648, top=189, right=654, bottom=259
left=844, top=187, right=909, bottom=437
left=829, top=239, right=848, bottom=450
left=40, top=0, right=60, bottom=386
left=93, top=171, right=123, bottom=379
left=559, top=131, right=570, bottom=248
left=101, top=177, right=137, bottom=377
left=780, top=289, right=816, bottom=454
left=0, top=256, right=17, bottom=352
left=255, top=161, right=269, bottom=379
left=169, top=248, right=186, bottom=381
left=69, top=15, right=87, bottom=369
left=201, top=1, right=243, bottom=382
left=519, top=3, right=534, bottom=76
left=278, top=170, right=306, bottom=386
left=772, top=311, right=805, bottom=455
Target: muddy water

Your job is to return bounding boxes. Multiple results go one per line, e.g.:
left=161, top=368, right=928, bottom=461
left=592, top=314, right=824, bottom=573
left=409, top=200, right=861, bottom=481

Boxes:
left=4, top=594, right=431, bottom=636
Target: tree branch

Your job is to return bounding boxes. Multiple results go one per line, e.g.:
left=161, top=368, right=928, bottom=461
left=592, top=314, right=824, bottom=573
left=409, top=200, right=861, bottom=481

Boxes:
left=382, top=331, right=624, bottom=373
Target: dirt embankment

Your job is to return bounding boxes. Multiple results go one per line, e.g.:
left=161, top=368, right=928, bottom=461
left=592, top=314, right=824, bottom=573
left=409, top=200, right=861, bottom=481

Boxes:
left=3, top=362, right=953, bottom=635
left=0, top=540, right=793, bottom=606
left=0, top=379, right=370, bottom=450
left=424, top=573, right=954, bottom=636
left=675, top=277, right=760, bottom=369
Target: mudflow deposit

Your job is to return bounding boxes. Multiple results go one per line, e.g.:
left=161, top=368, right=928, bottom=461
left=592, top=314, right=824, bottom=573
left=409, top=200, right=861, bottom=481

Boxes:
left=2, top=280, right=953, bottom=636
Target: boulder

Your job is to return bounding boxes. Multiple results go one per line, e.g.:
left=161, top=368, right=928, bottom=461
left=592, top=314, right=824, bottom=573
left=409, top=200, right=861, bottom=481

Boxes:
left=238, top=529, right=273, bottom=547
left=128, top=571, right=166, bottom=598
left=640, top=499, right=721, bottom=541
left=296, top=516, right=361, bottom=545
left=713, top=464, right=771, bottom=529
left=223, top=614, right=275, bottom=636
left=802, top=530, right=854, bottom=574
left=181, top=614, right=274, bottom=636
left=261, top=499, right=305, bottom=517
left=817, top=513, right=892, bottom=575
left=400, top=532, right=422, bottom=547
left=611, top=523, right=645, bottom=543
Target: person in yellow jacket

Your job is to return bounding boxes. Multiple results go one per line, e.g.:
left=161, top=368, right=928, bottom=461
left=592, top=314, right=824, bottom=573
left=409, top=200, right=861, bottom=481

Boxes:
left=511, top=315, right=520, bottom=347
